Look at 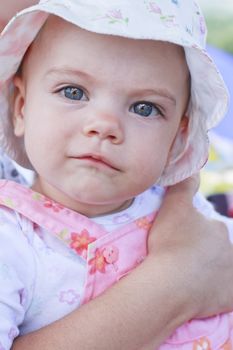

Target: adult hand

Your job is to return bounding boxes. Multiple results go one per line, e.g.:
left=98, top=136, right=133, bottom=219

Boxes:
left=149, top=175, right=233, bottom=319
left=12, top=176, right=233, bottom=350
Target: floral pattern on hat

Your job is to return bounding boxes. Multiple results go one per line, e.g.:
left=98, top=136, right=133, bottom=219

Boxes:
left=0, top=0, right=228, bottom=186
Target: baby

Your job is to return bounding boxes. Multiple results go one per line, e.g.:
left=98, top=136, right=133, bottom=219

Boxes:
left=0, top=1, right=233, bottom=349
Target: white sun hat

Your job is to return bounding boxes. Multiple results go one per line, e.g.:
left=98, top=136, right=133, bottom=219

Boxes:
left=0, top=0, right=229, bottom=186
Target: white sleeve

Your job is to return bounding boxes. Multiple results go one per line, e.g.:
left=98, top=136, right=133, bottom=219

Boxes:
left=193, top=192, right=233, bottom=243
left=0, top=208, right=35, bottom=350
left=0, top=149, right=28, bottom=185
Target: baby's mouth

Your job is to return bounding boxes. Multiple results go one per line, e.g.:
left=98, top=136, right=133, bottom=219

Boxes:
left=73, top=154, right=120, bottom=171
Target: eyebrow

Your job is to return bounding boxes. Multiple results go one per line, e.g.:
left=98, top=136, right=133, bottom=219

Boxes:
left=129, top=88, right=176, bottom=105
left=44, top=67, right=95, bottom=82
left=44, top=67, right=176, bottom=105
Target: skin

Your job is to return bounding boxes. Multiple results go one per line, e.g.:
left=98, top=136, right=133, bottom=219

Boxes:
left=13, top=176, right=233, bottom=350
left=2, top=10, right=233, bottom=350
left=13, top=16, right=189, bottom=217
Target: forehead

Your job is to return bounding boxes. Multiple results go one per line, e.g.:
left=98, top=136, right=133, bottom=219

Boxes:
left=23, top=15, right=189, bottom=89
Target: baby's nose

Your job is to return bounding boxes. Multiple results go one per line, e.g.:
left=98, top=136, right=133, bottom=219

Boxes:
left=83, top=113, right=124, bottom=144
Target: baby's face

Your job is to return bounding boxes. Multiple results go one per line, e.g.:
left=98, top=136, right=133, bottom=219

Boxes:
left=13, top=16, right=189, bottom=216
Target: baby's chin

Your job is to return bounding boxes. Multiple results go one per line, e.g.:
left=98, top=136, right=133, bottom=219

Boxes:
left=63, top=194, right=134, bottom=217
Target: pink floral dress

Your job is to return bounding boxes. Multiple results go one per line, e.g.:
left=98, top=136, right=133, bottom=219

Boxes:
left=0, top=180, right=233, bottom=349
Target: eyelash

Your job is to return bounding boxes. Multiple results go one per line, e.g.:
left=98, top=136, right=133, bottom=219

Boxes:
left=57, top=86, right=88, bottom=101
left=56, top=86, right=164, bottom=118
left=129, top=101, right=163, bottom=118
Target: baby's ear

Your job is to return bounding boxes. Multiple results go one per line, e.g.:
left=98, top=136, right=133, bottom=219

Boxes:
left=179, top=115, right=189, bottom=133
left=12, top=75, right=26, bottom=137
left=166, top=115, right=189, bottom=164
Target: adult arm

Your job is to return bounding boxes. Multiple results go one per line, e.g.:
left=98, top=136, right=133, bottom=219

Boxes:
left=12, top=177, right=233, bottom=350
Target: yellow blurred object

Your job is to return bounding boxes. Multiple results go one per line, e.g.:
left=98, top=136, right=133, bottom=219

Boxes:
left=200, top=170, right=233, bottom=195
left=200, top=133, right=233, bottom=196
left=208, top=145, right=220, bottom=162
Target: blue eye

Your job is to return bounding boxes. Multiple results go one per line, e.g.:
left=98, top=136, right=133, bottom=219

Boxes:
left=131, top=101, right=161, bottom=117
left=61, top=86, right=86, bottom=101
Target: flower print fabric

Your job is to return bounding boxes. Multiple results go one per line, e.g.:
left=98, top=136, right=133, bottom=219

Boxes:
left=0, top=179, right=161, bottom=348
left=70, top=229, right=96, bottom=258
left=0, top=181, right=233, bottom=349
left=0, top=208, right=35, bottom=350
left=0, top=204, right=87, bottom=348
left=0, top=0, right=229, bottom=186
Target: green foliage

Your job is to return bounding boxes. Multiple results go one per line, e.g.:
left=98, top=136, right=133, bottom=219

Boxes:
left=206, top=15, right=233, bottom=54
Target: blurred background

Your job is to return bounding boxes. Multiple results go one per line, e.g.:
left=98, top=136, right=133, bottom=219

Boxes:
left=200, top=0, right=233, bottom=53
left=199, top=0, right=233, bottom=215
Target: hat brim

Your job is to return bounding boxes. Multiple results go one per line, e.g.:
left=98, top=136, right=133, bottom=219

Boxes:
left=0, top=3, right=229, bottom=185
